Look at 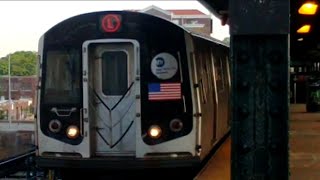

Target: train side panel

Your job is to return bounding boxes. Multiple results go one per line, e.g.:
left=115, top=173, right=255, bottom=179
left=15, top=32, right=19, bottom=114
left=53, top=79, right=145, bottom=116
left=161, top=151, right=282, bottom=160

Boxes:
left=213, top=45, right=230, bottom=140
left=191, top=35, right=230, bottom=160
left=35, top=35, right=44, bottom=156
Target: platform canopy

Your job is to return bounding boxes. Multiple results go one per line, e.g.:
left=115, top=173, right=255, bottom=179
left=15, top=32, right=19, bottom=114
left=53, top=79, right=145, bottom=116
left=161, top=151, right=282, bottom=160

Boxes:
left=199, top=0, right=320, bottom=63
left=198, top=0, right=228, bottom=18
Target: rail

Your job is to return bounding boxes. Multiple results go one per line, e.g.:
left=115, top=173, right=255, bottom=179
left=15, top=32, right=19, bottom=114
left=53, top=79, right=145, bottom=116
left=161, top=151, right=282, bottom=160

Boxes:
left=0, top=146, right=36, bottom=178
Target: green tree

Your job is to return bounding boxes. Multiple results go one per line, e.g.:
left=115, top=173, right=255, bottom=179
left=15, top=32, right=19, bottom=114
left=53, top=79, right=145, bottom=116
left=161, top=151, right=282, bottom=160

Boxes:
left=0, top=51, right=37, bottom=76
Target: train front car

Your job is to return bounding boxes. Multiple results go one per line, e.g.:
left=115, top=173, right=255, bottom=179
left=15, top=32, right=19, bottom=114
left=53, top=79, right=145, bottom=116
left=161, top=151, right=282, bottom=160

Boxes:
left=35, top=11, right=199, bottom=170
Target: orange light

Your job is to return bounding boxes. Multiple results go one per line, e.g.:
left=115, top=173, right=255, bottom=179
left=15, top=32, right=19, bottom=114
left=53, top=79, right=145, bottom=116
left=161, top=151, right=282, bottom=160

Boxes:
left=148, top=125, right=162, bottom=139
left=66, top=125, right=79, bottom=139
left=299, top=2, right=318, bottom=15
left=297, top=25, right=311, bottom=33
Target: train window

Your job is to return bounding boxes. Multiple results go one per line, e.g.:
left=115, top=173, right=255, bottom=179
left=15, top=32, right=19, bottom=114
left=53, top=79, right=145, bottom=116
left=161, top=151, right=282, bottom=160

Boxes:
left=44, top=50, right=81, bottom=103
left=214, top=56, right=225, bottom=93
left=225, top=56, right=231, bottom=88
left=101, top=51, right=128, bottom=96
left=200, top=52, right=208, bottom=104
left=205, top=50, right=213, bottom=94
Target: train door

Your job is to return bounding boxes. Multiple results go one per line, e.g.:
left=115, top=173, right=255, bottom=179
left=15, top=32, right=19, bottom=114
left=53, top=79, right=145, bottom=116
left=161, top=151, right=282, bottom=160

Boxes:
left=193, top=44, right=216, bottom=156
left=83, top=39, right=139, bottom=156
left=214, top=49, right=230, bottom=139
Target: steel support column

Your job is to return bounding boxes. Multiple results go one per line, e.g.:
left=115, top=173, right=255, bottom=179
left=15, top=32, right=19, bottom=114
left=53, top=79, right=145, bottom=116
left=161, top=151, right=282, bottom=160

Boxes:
left=229, top=1, right=289, bottom=179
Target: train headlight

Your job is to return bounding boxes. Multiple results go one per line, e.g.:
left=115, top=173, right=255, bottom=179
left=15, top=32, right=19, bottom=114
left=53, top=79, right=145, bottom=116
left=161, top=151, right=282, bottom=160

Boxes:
left=169, top=118, right=183, bottom=132
left=48, top=119, right=62, bottom=133
left=66, top=125, right=79, bottom=139
left=148, top=125, right=162, bottom=139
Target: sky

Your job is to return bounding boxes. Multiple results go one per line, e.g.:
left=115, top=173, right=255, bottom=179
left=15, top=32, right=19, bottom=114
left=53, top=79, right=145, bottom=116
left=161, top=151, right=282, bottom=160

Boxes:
left=0, top=1, right=229, bottom=58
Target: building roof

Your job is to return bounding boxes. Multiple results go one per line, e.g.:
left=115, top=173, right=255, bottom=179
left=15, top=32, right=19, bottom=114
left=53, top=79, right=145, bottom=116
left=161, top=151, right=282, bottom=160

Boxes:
left=139, top=5, right=172, bottom=15
left=128, top=6, right=208, bottom=16
left=167, top=9, right=207, bottom=15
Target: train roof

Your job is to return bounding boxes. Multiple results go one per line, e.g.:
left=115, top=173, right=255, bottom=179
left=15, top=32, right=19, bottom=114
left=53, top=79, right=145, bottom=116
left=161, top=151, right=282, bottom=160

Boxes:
left=132, top=10, right=229, bottom=48
left=190, top=32, right=229, bottom=48
left=42, top=10, right=229, bottom=48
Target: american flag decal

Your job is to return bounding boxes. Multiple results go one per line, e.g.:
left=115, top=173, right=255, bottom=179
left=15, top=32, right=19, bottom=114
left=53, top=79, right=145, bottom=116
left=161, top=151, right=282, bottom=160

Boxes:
left=148, top=83, right=181, bottom=101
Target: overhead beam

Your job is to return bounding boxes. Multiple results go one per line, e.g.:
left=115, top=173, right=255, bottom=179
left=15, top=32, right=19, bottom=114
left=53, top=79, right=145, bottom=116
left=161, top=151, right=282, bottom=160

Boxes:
left=198, top=0, right=228, bottom=17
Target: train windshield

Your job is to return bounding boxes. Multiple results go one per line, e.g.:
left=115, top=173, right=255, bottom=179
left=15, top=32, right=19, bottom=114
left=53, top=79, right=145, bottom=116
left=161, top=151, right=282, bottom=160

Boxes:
left=43, top=49, right=81, bottom=104
left=101, top=51, right=128, bottom=95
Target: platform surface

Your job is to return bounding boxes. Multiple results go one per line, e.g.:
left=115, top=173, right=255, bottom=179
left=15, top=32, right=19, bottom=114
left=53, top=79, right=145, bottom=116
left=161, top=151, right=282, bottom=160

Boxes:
left=196, top=104, right=320, bottom=180
left=290, top=104, right=320, bottom=180
left=195, top=137, right=230, bottom=180
left=0, top=131, right=35, bottom=165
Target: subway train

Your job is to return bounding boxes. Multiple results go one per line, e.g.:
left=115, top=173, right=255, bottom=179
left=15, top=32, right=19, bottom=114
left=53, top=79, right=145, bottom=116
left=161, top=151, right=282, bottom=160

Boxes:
left=34, top=10, right=230, bottom=175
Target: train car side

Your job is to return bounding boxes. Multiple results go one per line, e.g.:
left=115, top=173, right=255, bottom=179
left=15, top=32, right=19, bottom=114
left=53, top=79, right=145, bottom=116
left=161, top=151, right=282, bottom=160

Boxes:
left=185, top=32, right=230, bottom=160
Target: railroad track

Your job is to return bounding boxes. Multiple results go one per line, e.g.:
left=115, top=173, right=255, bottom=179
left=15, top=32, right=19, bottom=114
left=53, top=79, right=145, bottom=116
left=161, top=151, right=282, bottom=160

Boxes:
left=0, top=149, right=36, bottom=179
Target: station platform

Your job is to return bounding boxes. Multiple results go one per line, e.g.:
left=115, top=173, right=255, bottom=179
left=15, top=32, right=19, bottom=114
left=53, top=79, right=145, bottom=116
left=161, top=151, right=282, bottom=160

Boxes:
left=195, top=103, right=320, bottom=180
left=195, top=136, right=230, bottom=180
left=290, top=104, right=320, bottom=180
left=0, top=144, right=35, bottom=165
left=0, top=131, right=35, bottom=177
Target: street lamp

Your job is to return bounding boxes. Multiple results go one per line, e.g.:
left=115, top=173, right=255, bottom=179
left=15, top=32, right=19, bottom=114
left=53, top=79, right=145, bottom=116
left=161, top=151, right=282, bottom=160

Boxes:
left=8, top=54, right=12, bottom=126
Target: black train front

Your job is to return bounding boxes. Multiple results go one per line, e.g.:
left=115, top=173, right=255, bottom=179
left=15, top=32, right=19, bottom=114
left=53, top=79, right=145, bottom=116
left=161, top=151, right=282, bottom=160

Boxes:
left=35, top=10, right=230, bottom=171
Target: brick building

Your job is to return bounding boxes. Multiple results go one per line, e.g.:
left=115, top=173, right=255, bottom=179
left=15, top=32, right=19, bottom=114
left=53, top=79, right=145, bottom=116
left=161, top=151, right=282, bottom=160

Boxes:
left=137, top=5, right=212, bottom=35
left=0, top=76, right=37, bottom=121
left=0, top=75, right=37, bottom=101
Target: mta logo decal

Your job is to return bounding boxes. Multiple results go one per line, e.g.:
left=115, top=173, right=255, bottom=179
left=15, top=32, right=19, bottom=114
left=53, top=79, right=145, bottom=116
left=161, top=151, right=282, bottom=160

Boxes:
left=156, top=57, right=165, bottom=67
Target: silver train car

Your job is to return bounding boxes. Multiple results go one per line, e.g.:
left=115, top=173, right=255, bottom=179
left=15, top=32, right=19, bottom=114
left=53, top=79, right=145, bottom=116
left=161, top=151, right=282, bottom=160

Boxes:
left=35, top=10, right=230, bottom=172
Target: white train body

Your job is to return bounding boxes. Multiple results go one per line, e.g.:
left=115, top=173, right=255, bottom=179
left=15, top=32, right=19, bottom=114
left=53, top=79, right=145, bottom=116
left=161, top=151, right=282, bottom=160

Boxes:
left=35, top=11, right=230, bottom=169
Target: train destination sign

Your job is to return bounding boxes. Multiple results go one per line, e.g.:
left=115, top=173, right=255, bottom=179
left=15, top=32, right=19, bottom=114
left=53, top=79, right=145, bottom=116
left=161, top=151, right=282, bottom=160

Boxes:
left=101, top=14, right=121, bottom=32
